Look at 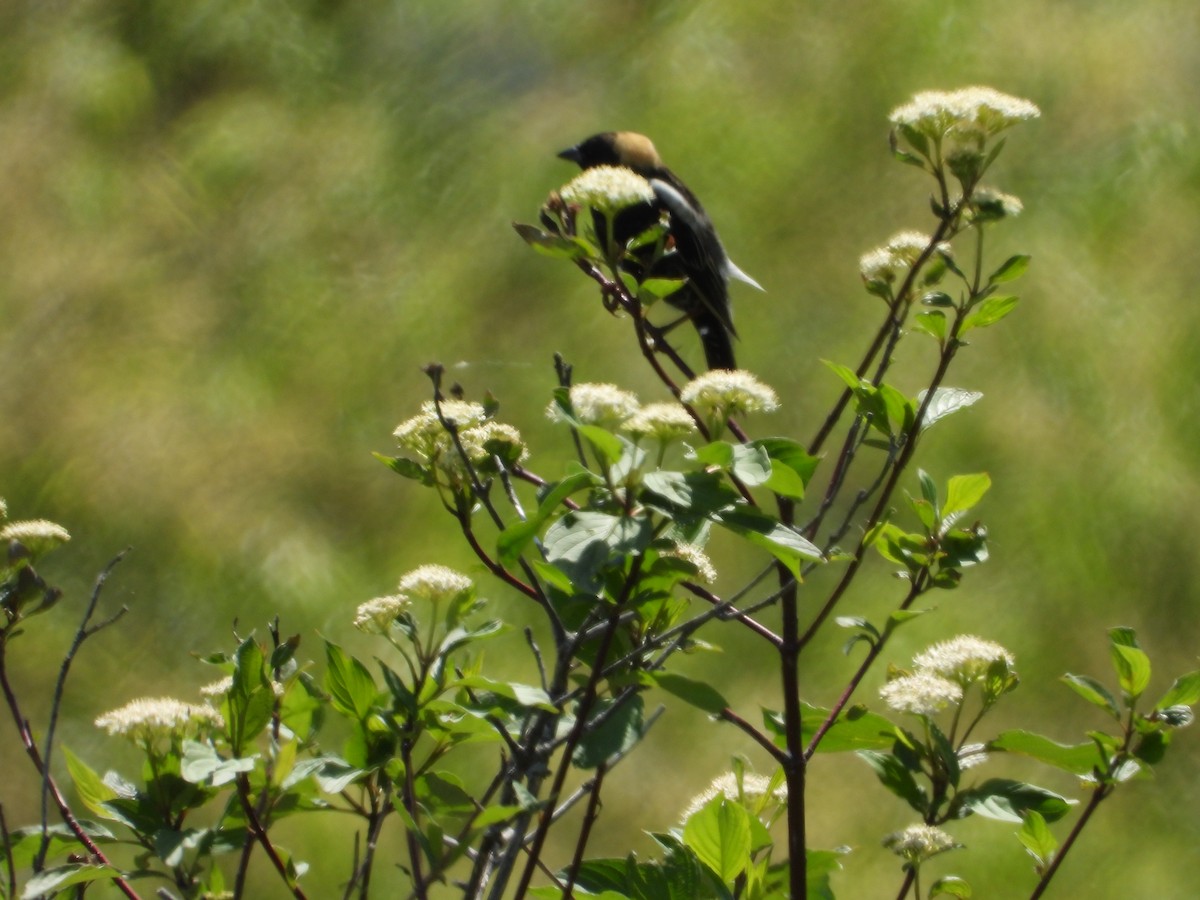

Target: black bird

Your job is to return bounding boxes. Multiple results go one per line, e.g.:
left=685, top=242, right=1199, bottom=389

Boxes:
left=558, top=131, right=762, bottom=371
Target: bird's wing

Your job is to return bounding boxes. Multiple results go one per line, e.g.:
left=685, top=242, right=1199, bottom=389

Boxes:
left=725, top=258, right=764, bottom=292
left=650, top=179, right=737, bottom=334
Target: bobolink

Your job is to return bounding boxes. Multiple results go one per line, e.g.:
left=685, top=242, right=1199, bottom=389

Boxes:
left=558, top=131, right=762, bottom=371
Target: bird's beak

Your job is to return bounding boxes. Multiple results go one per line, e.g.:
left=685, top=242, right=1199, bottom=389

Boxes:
left=557, top=145, right=582, bottom=164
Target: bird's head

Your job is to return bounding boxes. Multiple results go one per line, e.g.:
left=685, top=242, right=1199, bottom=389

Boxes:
left=558, top=131, right=664, bottom=175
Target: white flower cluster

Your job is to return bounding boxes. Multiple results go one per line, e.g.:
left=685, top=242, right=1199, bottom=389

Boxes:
left=353, top=594, right=411, bottom=634
left=972, top=186, right=1025, bottom=222
left=890, top=86, right=1040, bottom=141
left=559, top=165, right=656, bottom=216
left=398, top=564, right=474, bottom=601
left=622, top=402, right=697, bottom=441
left=662, top=542, right=718, bottom=585
left=548, top=384, right=700, bottom=447
left=881, top=634, right=1016, bottom=717
left=95, top=697, right=224, bottom=742
left=880, top=670, right=963, bottom=717
left=680, top=369, right=780, bottom=419
left=912, top=634, right=1015, bottom=685
left=354, top=565, right=473, bottom=634
left=200, top=676, right=284, bottom=698
left=883, top=823, right=960, bottom=862
left=393, top=399, right=527, bottom=485
left=682, top=771, right=787, bottom=821
left=547, top=383, right=640, bottom=426
left=859, top=230, right=952, bottom=285
left=0, top=518, right=71, bottom=558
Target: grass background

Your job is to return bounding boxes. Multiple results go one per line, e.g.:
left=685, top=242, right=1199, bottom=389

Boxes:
left=3, top=0, right=1200, bottom=895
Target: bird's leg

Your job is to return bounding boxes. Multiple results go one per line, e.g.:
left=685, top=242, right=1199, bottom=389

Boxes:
left=656, top=312, right=692, bottom=334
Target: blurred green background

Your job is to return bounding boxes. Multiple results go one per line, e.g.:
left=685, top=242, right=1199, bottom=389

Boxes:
left=4, top=0, right=1200, bottom=895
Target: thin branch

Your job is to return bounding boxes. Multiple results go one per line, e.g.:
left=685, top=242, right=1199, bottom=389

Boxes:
left=0, top=636, right=141, bottom=897
left=37, top=550, right=129, bottom=871
left=681, top=582, right=782, bottom=647
left=511, top=558, right=645, bottom=899
left=807, top=214, right=961, bottom=458
left=234, top=773, right=308, bottom=899
left=1, top=804, right=16, bottom=900
left=796, top=308, right=965, bottom=654
left=1027, top=786, right=1110, bottom=899
left=805, top=574, right=926, bottom=759
left=561, top=763, right=608, bottom=900
left=719, top=707, right=787, bottom=766
left=340, top=831, right=362, bottom=900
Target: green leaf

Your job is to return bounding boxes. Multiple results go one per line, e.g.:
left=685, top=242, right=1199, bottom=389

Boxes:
left=939, top=526, right=989, bottom=569
left=942, top=473, right=991, bottom=522
left=728, top=442, right=773, bottom=486
left=956, top=779, right=1073, bottom=823
left=918, top=387, right=983, bottom=432
left=868, top=522, right=930, bottom=572
left=1156, top=670, right=1200, bottom=709
left=753, top=438, right=819, bottom=499
left=773, top=703, right=897, bottom=753
left=639, top=277, right=687, bottom=302
left=577, top=424, right=626, bottom=464
left=512, top=222, right=586, bottom=259
left=228, top=637, right=276, bottom=753
left=496, top=471, right=593, bottom=565
left=922, top=291, right=955, bottom=308
left=857, top=750, right=927, bottom=813
left=931, top=875, right=973, bottom=898
left=642, top=470, right=738, bottom=517
left=181, top=741, right=256, bottom=786
left=649, top=832, right=707, bottom=900
left=713, top=506, right=823, bottom=577
left=897, top=124, right=931, bottom=157
left=879, top=383, right=916, bottom=435
left=324, top=640, right=379, bottom=721
left=4, top=823, right=114, bottom=870
left=683, top=796, right=752, bottom=883
left=468, top=803, right=528, bottom=831
left=643, top=671, right=729, bottom=715
left=988, top=254, right=1030, bottom=285
left=529, top=559, right=576, bottom=596
left=564, top=858, right=635, bottom=896
left=1061, top=673, right=1121, bottom=719
left=573, top=695, right=645, bottom=769
left=1109, top=630, right=1151, bottom=699
left=822, top=359, right=862, bottom=390
left=1113, top=644, right=1152, bottom=699
left=989, top=730, right=1104, bottom=775
left=1133, top=729, right=1169, bottom=765
left=304, top=756, right=363, bottom=793
left=415, top=770, right=475, bottom=816
left=893, top=146, right=928, bottom=169
left=62, top=747, right=119, bottom=821
left=762, top=458, right=807, bottom=499
left=754, top=438, right=820, bottom=484
left=456, top=675, right=558, bottom=712
left=836, top=616, right=881, bottom=653
left=542, top=510, right=654, bottom=593
left=914, top=309, right=948, bottom=341
left=805, top=848, right=847, bottom=900
left=374, top=452, right=430, bottom=482
left=962, top=294, right=1019, bottom=332
left=23, top=864, right=123, bottom=897
left=919, top=469, right=939, bottom=509
left=1017, top=809, right=1058, bottom=870
left=907, top=494, right=937, bottom=534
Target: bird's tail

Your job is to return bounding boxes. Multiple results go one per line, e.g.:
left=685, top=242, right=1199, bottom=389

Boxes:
left=694, top=310, right=737, bottom=371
